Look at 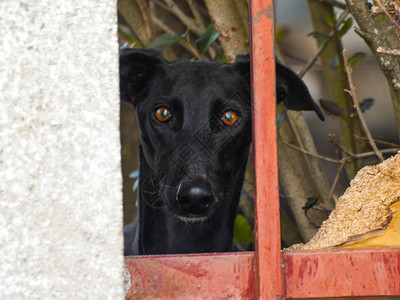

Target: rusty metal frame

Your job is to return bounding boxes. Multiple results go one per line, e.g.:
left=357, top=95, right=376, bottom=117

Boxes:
left=125, top=0, right=400, bottom=298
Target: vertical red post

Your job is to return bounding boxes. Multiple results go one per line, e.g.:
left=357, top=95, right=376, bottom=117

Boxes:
left=250, top=0, right=282, bottom=299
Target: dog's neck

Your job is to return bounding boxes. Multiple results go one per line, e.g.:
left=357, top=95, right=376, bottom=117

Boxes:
left=133, top=146, right=247, bottom=255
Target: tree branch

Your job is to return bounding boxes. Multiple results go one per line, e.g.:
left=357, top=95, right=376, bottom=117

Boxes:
left=282, top=141, right=341, bottom=163
left=204, top=0, right=249, bottom=62
left=298, top=10, right=349, bottom=78
left=329, top=133, right=353, bottom=157
left=375, top=0, right=400, bottom=35
left=343, top=49, right=384, bottom=162
left=136, top=0, right=155, bottom=41
left=377, top=46, right=400, bottom=56
left=187, top=0, right=206, bottom=31
left=163, top=0, right=203, bottom=36
left=285, top=110, right=333, bottom=208
left=345, top=0, right=400, bottom=140
left=326, top=161, right=346, bottom=205
left=354, top=134, right=400, bottom=149
left=283, top=139, right=398, bottom=164
left=308, top=1, right=367, bottom=179
left=118, top=0, right=152, bottom=47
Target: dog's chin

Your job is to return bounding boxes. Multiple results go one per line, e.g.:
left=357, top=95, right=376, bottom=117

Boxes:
left=174, top=214, right=210, bottom=223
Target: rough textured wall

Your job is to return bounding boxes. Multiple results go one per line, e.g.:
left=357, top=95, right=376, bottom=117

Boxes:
left=0, top=1, right=124, bottom=298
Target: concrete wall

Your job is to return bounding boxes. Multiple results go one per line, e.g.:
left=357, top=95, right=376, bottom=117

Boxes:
left=0, top=1, right=124, bottom=298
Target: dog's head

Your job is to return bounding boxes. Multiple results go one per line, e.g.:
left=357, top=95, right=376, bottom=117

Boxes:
left=120, top=48, right=323, bottom=223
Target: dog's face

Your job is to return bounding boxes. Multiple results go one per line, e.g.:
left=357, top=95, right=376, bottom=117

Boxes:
left=121, top=49, right=252, bottom=222
left=120, top=48, right=324, bottom=225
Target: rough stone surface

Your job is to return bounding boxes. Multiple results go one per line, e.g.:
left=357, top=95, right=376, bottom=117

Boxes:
left=288, top=152, right=400, bottom=250
left=0, top=1, right=124, bottom=298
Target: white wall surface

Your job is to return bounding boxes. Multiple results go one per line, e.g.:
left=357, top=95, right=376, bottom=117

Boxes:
left=0, top=1, right=124, bottom=298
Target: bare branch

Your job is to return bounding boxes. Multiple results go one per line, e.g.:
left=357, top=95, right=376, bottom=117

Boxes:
left=151, top=13, right=177, bottom=35
left=151, top=0, right=173, bottom=13
left=282, top=141, right=341, bottom=163
left=298, top=40, right=329, bottom=79
left=298, top=10, right=349, bottom=78
left=375, top=0, right=400, bottom=35
left=187, top=0, right=206, bottom=31
left=343, top=49, right=384, bottom=162
left=327, top=161, right=346, bottom=206
left=345, top=0, right=400, bottom=138
left=352, top=148, right=399, bottom=159
left=118, top=0, right=151, bottom=47
left=354, top=134, right=400, bottom=149
left=184, top=34, right=208, bottom=61
left=329, top=133, right=353, bottom=157
left=284, top=138, right=398, bottom=163
left=163, top=0, right=203, bottom=36
left=377, top=46, right=400, bottom=56
left=151, top=14, right=197, bottom=58
left=136, top=0, right=154, bottom=41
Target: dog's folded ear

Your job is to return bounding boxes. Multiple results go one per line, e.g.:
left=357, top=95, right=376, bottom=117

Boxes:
left=120, top=48, right=165, bottom=106
left=234, top=54, right=251, bottom=84
left=234, top=54, right=324, bottom=121
left=275, top=61, right=324, bottom=120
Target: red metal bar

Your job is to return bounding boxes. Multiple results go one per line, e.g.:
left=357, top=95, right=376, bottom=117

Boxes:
left=125, top=1, right=400, bottom=299
left=283, top=248, right=400, bottom=298
left=250, top=0, right=281, bottom=299
left=125, top=253, right=255, bottom=299
left=124, top=2, right=278, bottom=299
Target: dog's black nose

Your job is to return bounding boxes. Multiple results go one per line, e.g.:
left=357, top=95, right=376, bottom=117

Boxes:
left=176, top=178, right=214, bottom=215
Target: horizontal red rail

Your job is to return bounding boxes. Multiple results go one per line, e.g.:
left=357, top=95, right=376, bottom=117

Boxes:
left=125, top=248, right=400, bottom=299
left=125, top=252, right=255, bottom=299
left=283, top=248, right=400, bottom=298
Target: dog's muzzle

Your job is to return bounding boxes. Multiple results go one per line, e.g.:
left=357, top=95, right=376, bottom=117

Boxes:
left=176, top=177, right=215, bottom=216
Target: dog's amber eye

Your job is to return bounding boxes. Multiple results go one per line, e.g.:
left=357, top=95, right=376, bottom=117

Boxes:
left=221, top=110, right=238, bottom=126
left=154, top=107, right=171, bottom=122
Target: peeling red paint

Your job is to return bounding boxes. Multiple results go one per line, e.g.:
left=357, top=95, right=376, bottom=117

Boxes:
left=257, top=4, right=274, bottom=20
left=250, top=1, right=281, bottom=299
left=251, top=2, right=273, bottom=24
left=283, top=249, right=400, bottom=298
left=125, top=253, right=255, bottom=299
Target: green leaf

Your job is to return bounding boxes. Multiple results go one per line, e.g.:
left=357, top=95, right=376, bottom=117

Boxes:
left=149, top=33, right=183, bottom=49
left=348, top=52, right=367, bottom=68
left=195, top=24, right=219, bottom=54
left=320, top=99, right=344, bottom=116
left=277, top=111, right=286, bottom=129
left=324, top=13, right=336, bottom=28
left=303, top=197, right=319, bottom=211
left=132, top=179, right=139, bottom=192
left=359, top=98, right=374, bottom=112
left=234, top=214, right=253, bottom=250
left=308, top=31, right=332, bottom=42
left=338, top=17, right=353, bottom=39
left=118, top=24, right=141, bottom=46
left=129, top=169, right=139, bottom=179
left=129, top=169, right=140, bottom=191
left=330, top=55, right=339, bottom=69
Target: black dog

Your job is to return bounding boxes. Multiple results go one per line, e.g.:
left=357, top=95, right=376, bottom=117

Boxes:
left=120, top=48, right=323, bottom=255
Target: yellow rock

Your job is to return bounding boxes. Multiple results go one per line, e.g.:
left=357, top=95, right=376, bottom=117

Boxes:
left=287, top=152, right=400, bottom=250
left=340, top=201, right=400, bottom=248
